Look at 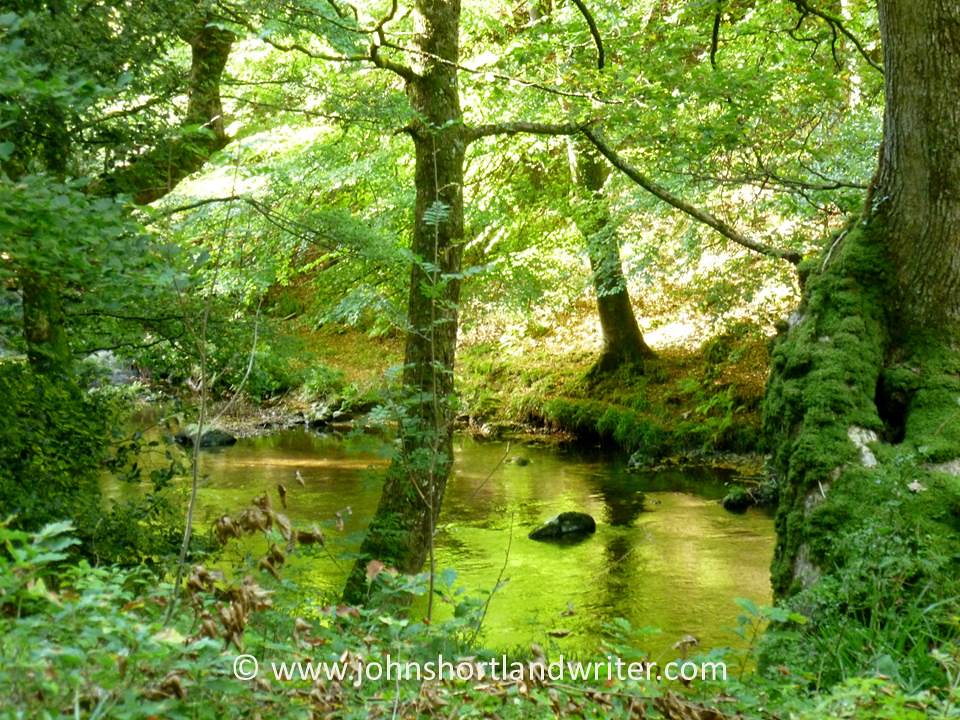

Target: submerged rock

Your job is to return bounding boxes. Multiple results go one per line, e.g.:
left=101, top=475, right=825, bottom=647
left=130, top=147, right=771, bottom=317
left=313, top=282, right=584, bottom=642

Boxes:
left=721, top=486, right=753, bottom=513
left=175, top=426, right=237, bottom=448
left=528, top=511, right=596, bottom=541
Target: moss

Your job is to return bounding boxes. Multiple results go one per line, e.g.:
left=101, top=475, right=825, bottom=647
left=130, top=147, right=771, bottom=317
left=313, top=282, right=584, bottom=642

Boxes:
left=457, top=335, right=767, bottom=465
left=761, top=222, right=960, bottom=687
left=763, top=225, right=892, bottom=594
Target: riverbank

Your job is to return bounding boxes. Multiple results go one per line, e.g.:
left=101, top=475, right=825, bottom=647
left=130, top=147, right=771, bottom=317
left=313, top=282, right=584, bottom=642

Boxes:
left=164, top=321, right=773, bottom=480
left=181, top=327, right=766, bottom=464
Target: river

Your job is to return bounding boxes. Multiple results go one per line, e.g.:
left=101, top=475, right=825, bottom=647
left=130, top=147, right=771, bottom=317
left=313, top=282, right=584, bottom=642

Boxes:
left=183, top=429, right=774, bottom=660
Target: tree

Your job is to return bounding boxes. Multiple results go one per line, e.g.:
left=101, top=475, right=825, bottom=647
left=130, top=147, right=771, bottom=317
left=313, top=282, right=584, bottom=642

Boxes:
left=762, top=0, right=960, bottom=680
left=335, top=0, right=583, bottom=603
left=1, top=4, right=233, bottom=374
left=568, top=139, right=656, bottom=374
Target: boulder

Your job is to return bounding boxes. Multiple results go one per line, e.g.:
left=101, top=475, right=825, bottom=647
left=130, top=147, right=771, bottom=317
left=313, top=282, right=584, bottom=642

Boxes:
left=721, top=487, right=753, bottom=513
left=528, top=511, right=596, bottom=541
left=175, top=426, right=237, bottom=448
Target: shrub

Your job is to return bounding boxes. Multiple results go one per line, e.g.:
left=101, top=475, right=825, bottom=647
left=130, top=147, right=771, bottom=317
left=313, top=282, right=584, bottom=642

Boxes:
left=0, top=362, right=108, bottom=535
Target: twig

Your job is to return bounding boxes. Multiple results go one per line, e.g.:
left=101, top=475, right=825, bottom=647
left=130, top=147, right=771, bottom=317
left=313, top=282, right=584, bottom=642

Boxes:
left=468, top=442, right=512, bottom=501
left=469, top=511, right=514, bottom=646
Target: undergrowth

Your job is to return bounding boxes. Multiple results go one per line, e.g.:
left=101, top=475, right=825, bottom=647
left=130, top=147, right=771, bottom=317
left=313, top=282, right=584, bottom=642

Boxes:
left=3, top=520, right=959, bottom=719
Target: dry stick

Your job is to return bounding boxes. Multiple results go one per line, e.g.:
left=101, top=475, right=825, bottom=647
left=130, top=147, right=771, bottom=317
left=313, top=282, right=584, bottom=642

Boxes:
left=164, top=156, right=244, bottom=624
left=581, top=126, right=802, bottom=266
left=165, top=304, right=209, bottom=624
left=467, top=441, right=512, bottom=502
left=469, top=511, right=515, bottom=647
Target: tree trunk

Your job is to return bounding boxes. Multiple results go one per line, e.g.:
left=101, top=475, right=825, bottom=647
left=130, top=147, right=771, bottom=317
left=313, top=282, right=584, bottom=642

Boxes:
left=21, top=270, right=69, bottom=375
left=568, top=138, right=655, bottom=375
left=874, top=1, right=960, bottom=332
left=98, top=18, right=234, bottom=204
left=764, top=0, right=960, bottom=610
left=343, top=0, right=466, bottom=604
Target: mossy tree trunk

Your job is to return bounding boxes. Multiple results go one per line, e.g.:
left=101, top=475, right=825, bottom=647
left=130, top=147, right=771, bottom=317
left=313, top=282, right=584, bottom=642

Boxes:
left=569, top=139, right=655, bottom=375
left=342, top=0, right=466, bottom=604
left=21, top=270, right=70, bottom=375
left=15, top=11, right=233, bottom=374
left=765, top=0, right=960, bottom=607
left=97, top=17, right=234, bottom=204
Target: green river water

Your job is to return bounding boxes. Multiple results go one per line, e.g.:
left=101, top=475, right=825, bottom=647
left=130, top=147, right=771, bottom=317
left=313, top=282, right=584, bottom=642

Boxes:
left=172, top=429, right=775, bottom=661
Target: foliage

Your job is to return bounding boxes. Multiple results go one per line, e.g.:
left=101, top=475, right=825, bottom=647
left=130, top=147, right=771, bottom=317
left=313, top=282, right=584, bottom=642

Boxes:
left=4, top=522, right=959, bottom=718
left=0, top=362, right=108, bottom=535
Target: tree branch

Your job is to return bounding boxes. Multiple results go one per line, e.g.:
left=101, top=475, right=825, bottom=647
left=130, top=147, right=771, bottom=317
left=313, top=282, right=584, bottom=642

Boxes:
left=369, top=0, right=418, bottom=81
left=370, top=38, right=417, bottom=82
left=380, top=38, right=619, bottom=104
left=710, top=1, right=723, bottom=69
left=569, top=0, right=604, bottom=69
left=93, top=18, right=235, bottom=204
left=465, top=120, right=585, bottom=143
left=581, top=127, right=802, bottom=265
left=789, top=0, right=883, bottom=75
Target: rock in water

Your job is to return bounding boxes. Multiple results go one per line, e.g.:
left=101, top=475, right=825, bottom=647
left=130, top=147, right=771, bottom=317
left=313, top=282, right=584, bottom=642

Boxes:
left=721, top=487, right=753, bottom=513
left=175, top=426, right=237, bottom=448
left=528, top=511, right=596, bottom=541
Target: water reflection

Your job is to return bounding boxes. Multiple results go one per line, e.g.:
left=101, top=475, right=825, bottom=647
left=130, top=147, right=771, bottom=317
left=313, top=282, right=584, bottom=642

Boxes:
left=164, top=430, right=774, bottom=657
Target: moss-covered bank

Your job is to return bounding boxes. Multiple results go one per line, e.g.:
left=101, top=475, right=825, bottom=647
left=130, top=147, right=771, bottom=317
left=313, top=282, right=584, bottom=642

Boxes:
left=457, top=326, right=770, bottom=472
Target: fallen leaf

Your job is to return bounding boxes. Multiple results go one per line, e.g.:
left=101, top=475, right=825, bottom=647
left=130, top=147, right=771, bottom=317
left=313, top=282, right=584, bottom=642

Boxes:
left=366, top=559, right=385, bottom=582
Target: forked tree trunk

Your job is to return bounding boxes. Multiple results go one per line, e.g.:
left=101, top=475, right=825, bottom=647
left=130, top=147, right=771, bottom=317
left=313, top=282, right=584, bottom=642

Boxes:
left=569, top=139, right=655, bottom=375
left=765, top=0, right=960, bottom=599
left=342, top=0, right=466, bottom=603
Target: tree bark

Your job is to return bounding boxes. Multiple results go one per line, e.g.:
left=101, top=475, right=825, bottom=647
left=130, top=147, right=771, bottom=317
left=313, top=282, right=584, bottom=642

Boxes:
left=874, top=1, right=960, bottom=333
left=568, top=138, right=655, bottom=375
left=343, top=0, right=466, bottom=603
left=97, top=18, right=234, bottom=204
left=765, top=0, right=960, bottom=602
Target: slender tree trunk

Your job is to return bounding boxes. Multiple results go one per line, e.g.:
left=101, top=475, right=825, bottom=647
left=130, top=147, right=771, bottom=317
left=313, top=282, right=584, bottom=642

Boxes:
left=343, top=0, right=466, bottom=603
left=568, top=138, right=655, bottom=375
left=765, top=0, right=960, bottom=601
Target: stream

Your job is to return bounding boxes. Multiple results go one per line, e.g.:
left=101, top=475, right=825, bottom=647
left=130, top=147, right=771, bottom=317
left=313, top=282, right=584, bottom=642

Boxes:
left=178, top=429, right=775, bottom=659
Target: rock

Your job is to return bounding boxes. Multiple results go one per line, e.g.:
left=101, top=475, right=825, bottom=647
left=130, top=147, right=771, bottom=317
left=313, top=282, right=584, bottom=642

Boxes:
left=528, top=511, right=596, bottom=541
left=721, top=487, right=753, bottom=513
left=847, top=425, right=879, bottom=467
left=175, top=426, right=237, bottom=448
left=306, top=401, right=335, bottom=428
